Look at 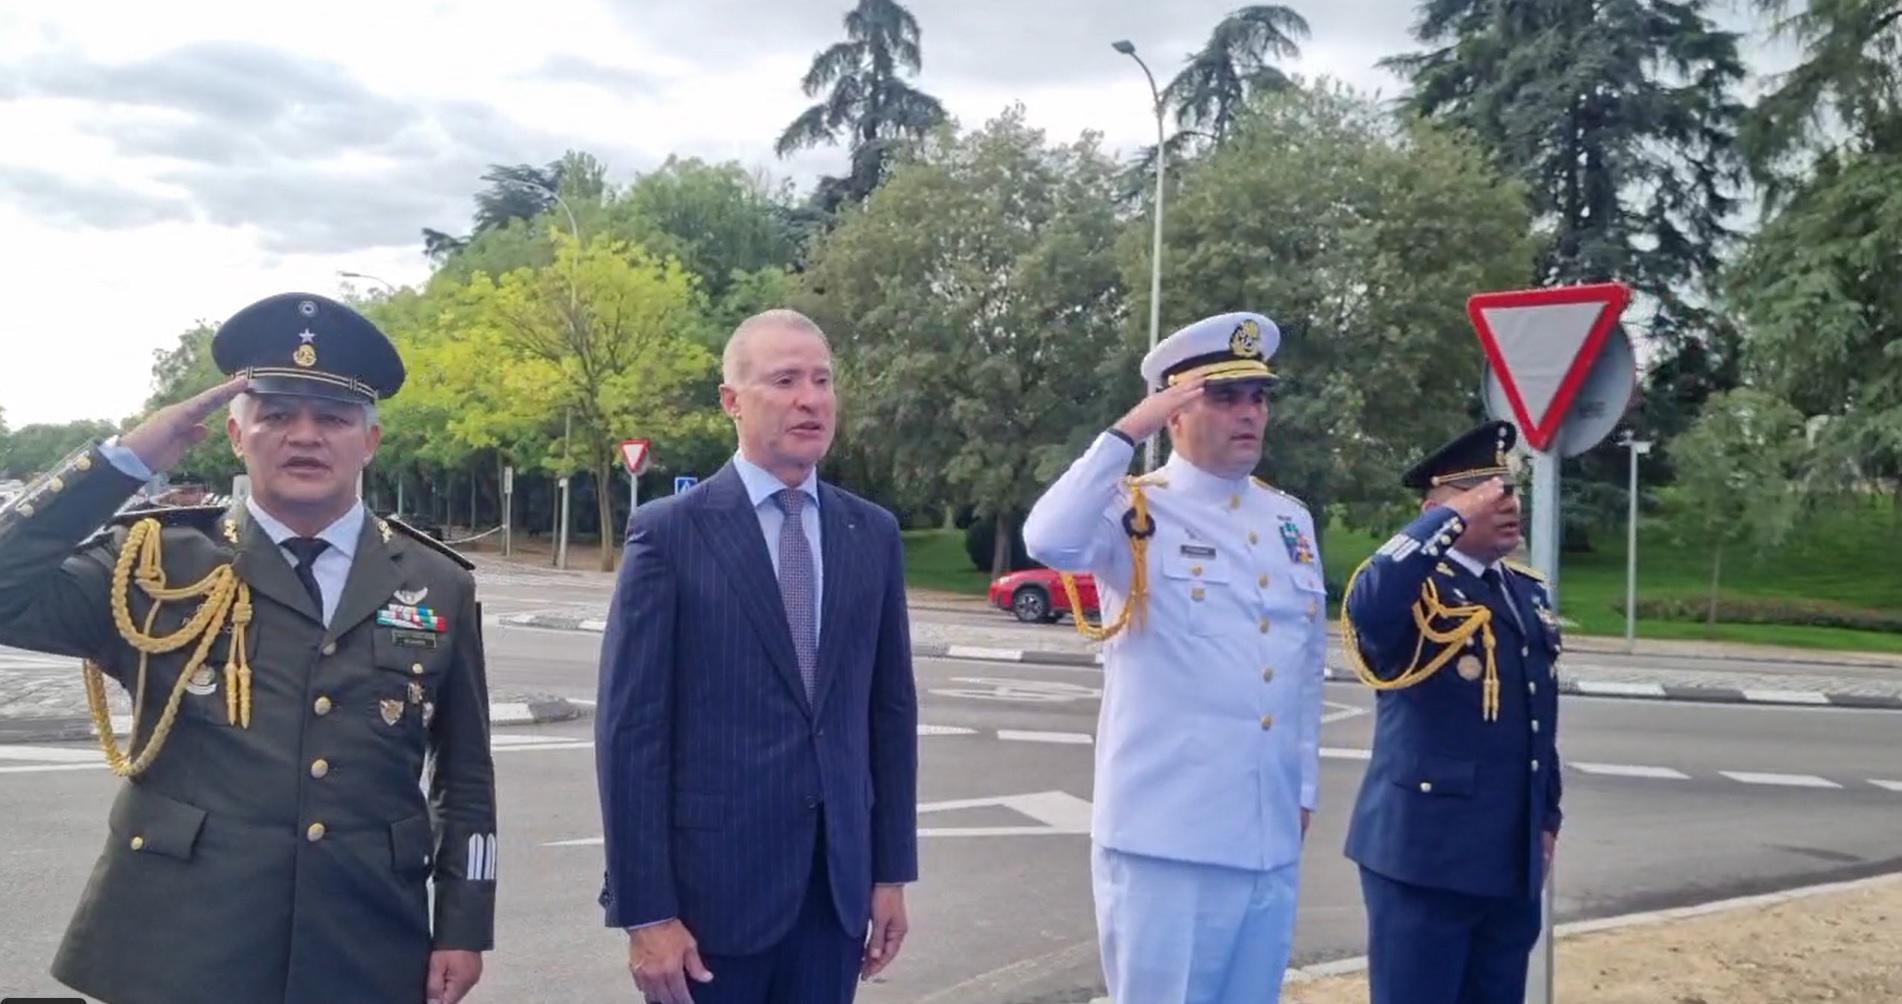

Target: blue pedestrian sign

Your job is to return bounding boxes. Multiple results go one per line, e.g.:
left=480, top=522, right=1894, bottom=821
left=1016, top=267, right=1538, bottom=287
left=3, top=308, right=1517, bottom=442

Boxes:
left=673, top=476, right=698, bottom=494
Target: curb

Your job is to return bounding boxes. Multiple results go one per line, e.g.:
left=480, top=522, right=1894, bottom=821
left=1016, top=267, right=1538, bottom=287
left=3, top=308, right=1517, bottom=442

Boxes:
left=501, top=613, right=1902, bottom=711
left=0, top=698, right=584, bottom=745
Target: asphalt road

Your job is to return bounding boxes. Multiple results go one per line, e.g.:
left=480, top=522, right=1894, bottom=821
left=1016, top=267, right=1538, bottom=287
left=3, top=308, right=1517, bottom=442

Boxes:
left=1, top=615, right=1897, bottom=1003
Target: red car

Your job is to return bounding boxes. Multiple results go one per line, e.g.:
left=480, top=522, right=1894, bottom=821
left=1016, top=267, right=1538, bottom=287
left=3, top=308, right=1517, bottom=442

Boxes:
left=989, top=568, right=1100, bottom=624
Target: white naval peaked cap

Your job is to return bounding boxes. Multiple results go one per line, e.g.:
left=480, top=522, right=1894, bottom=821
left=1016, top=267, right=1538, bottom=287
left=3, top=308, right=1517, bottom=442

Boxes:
left=1139, top=311, right=1281, bottom=390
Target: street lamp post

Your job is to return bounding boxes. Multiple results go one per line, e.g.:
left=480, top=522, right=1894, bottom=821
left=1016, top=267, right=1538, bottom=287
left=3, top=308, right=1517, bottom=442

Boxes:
left=337, top=270, right=398, bottom=293
left=1114, top=39, right=1167, bottom=473
left=1620, top=432, right=1653, bottom=652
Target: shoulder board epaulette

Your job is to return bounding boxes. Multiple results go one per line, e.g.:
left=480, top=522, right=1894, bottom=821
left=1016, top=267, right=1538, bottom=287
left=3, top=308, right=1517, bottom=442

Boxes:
left=1251, top=476, right=1308, bottom=509
left=1504, top=559, right=1546, bottom=582
left=109, top=504, right=225, bottom=529
left=382, top=517, right=475, bottom=570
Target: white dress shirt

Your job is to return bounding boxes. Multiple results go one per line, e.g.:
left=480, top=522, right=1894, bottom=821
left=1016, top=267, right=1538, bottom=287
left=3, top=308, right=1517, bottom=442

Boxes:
left=244, top=496, right=364, bottom=627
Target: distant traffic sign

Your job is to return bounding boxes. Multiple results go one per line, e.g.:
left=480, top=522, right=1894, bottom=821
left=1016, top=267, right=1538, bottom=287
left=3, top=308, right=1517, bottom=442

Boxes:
left=673, top=476, right=698, bottom=494
left=1483, top=323, right=1637, bottom=458
left=619, top=439, right=650, bottom=475
left=1467, top=283, right=1630, bottom=451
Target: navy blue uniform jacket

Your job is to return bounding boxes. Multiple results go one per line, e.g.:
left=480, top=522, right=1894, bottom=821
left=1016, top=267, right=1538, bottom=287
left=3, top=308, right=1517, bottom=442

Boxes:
left=1343, top=506, right=1563, bottom=900
left=594, top=463, right=920, bottom=953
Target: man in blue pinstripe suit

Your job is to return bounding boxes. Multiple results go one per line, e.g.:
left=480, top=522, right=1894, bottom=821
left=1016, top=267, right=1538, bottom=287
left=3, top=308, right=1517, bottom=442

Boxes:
left=595, top=309, right=920, bottom=1004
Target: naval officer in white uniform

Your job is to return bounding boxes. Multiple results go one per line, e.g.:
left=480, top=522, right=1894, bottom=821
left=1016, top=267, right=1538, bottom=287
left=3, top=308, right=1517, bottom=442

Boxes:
left=1023, top=311, right=1325, bottom=1002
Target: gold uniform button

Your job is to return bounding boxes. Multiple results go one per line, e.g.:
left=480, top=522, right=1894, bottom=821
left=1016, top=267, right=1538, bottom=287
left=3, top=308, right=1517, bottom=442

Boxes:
left=1531, top=720, right=1541, bottom=734
left=1260, top=714, right=1274, bottom=730
left=47, top=477, right=63, bottom=492
left=307, top=823, right=327, bottom=842
left=1259, top=618, right=1270, bottom=634
left=1419, top=781, right=1434, bottom=793
left=313, top=696, right=332, bottom=716
left=1229, top=495, right=1241, bottom=510
left=411, top=663, right=425, bottom=676
left=1532, top=759, right=1541, bottom=772
left=320, top=641, right=337, bottom=657
left=17, top=503, right=33, bottom=518
left=1191, top=587, right=1206, bottom=602
left=309, top=759, right=330, bottom=779
left=1258, top=574, right=1269, bottom=588
left=1191, top=565, right=1204, bottom=576
left=1248, top=531, right=1259, bottom=545
left=1528, top=682, right=1538, bottom=695
left=75, top=455, right=93, bottom=471
left=129, top=836, right=145, bottom=851
left=1263, top=668, right=1275, bottom=683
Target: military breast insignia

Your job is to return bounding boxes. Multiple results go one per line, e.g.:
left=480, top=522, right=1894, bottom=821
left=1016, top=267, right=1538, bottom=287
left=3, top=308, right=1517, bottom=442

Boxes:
left=422, top=702, right=436, bottom=727
left=379, top=698, right=405, bottom=726
left=394, top=586, right=428, bottom=605
left=377, top=603, right=445, bottom=632
left=1457, top=654, right=1484, bottom=681
left=1278, top=516, right=1315, bottom=564
left=408, top=680, right=425, bottom=705
left=185, top=664, right=219, bottom=696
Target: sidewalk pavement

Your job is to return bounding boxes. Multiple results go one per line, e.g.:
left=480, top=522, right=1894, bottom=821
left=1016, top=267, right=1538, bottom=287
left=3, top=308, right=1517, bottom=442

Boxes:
left=504, top=592, right=1902, bottom=712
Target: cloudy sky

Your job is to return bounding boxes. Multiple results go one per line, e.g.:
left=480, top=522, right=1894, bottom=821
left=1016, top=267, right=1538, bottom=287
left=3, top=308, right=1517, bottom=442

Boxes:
left=0, top=0, right=1793, bottom=427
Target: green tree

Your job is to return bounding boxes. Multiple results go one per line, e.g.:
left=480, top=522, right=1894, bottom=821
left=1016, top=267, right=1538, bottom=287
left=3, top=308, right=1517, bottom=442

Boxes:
left=801, top=106, right=1128, bottom=575
left=1, top=420, right=121, bottom=480
left=1152, top=84, right=1535, bottom=529
left=1167, top=5, right=1311, bottom=144
left=456, top=233, right=722, bottom=569
left=606, top=158, right=799, bottom=319
left=1742, top=0, right=1902, bottom=196
left=776, top=0, right=948, bottom=207
left=1385, top=0, right=1746, bottom=356
left=1726, top=148, right=1902, bottom=492
left=1668, top=389, right=1809, bottom=625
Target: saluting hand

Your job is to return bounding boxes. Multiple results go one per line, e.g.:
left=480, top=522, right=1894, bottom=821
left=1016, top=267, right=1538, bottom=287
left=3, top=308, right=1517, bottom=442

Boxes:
left=120, top=375, right=250, bottom=475
left=1112, top=376, right=1207, bottom=445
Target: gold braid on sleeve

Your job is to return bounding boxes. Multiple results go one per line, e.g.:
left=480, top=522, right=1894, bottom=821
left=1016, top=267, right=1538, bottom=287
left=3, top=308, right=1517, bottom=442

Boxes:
left=1061, top=479, right=1154, bottom=642
left=1339, top=562, right=1501, bottom=721
left=83, top=517, right=254, bottom=777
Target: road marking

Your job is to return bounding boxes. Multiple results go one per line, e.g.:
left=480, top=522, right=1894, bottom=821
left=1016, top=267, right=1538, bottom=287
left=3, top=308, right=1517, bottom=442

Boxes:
left=1321, top=746, right=1372, bottom=761
left=0, top=763, right=106, bottom=775
left=930, top=677, right=1101, bottom=703
left=1741, top=688, right=1832, bottom=705
left=944, top=645, right=1023, bottom=662
left=1570, top=762, right=1690, bottom=780
left=1869, top=779, right=1902, bottom=792
left=918, top=790, right=1093, bottom=837
left=0, top=744, right=101, bottom=763
left=1321, top=701, right=1367, bottom=725
left=919, top=725, right=979, bottom=736
left=997, top=730, right=1092, bottom=745
left=1720, top=771, right=1842, bottom=789
left=1572, top=680, right=1667, bottom=698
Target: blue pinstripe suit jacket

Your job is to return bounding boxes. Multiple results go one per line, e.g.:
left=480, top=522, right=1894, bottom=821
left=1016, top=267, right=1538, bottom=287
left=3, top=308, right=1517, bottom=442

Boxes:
left=594, top=462, right=920, bottom=954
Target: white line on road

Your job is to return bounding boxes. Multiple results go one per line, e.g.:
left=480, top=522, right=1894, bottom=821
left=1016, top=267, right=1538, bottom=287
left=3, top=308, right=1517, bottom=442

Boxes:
left=1320, top=746, right=1373, bottom=761
left=1868, top=779, right=1902, bottom=792
left=1740, top=689, right=1832, bottom=705
left=1720, top=771, right=1842, bottom=789
left=919, top=725, right=979, bottom=736
left=0, top=744, right=102, bottom=763
left=944, top=645, right=1024, bottom=662
left=1321, top=701, right=1367, bottom=725
left=997, top=730, right=1092, bottom=745
left=1572, top=681, right=1668, bottom=698
left=1570, top=762, right=1691, bottom=780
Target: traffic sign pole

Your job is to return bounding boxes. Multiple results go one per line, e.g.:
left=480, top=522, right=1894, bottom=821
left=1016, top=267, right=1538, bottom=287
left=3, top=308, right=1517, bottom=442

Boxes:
left=1526, top=445, right=1561, bottom=1004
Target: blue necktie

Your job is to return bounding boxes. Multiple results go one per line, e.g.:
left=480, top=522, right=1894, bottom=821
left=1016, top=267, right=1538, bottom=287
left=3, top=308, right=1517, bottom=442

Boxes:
left=774, top=490, right=818, bottom=701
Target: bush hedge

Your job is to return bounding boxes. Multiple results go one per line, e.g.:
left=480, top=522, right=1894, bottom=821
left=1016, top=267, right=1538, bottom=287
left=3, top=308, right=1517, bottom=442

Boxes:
left=1614, top=595, right=1902, bottom=634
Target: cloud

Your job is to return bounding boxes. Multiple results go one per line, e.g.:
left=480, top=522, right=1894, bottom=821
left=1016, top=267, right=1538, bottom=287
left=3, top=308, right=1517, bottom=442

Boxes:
left=0, top=165, right=193, bottom=228
left=523, top=53, right=660, bottom=93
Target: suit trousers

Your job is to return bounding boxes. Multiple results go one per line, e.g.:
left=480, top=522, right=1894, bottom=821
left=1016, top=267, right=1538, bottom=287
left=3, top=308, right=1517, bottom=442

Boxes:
left=669, top=828, right=862, bottom=1004
left=1360, top=866, right=1543, bottom=1004
left=1092, top=844, right=1300, bottom=1004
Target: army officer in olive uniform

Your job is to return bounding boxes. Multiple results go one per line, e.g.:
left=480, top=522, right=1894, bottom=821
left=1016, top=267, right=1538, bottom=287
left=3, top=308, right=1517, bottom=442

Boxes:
left=0, top=293, right=497, bottom=1004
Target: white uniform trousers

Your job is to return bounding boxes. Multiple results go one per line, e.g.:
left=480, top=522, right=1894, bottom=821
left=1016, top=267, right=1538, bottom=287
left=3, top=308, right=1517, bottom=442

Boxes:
left=1093, top=843, right=1300, bottom=1003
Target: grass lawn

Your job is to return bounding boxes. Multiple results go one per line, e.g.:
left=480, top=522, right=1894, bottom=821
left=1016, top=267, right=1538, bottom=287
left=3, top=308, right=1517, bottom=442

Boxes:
left=900, top=529, right=994, bottom=597
left=1321, top=497, right=1902, bottom=654
left=903, top=497, right=1902, bottom=655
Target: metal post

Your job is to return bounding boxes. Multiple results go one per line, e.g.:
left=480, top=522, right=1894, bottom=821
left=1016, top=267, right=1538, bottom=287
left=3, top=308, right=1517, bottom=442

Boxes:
left=557, top=477, right=570, bottom=571
left=1527, top=445, right=1560, bottom=1004
left=502, top=464, right=514, bottom=558
left=628, top=469, right=640, bottom=525
left=1114, top=40, right=1166, bottom=473
left=1621, top=436, right=1651, bottom=653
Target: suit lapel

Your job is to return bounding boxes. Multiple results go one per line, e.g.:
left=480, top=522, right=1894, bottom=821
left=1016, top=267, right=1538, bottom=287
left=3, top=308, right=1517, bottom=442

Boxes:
left=690, top=465, right=810, bottom=715
left=329, top=515, right=403, bottom=640
left=229, top=504, right=324, bottom=626
left=812, top=483, right=856, bottom=714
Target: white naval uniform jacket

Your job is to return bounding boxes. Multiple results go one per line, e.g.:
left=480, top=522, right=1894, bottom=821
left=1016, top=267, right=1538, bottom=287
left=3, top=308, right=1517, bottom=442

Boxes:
left=1024, top=432, right=1326, bottom=872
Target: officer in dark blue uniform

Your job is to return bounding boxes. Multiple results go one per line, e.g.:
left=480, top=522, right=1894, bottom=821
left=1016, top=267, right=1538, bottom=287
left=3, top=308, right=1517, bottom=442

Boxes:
left=1340, top=420, right=1563, bottom=1004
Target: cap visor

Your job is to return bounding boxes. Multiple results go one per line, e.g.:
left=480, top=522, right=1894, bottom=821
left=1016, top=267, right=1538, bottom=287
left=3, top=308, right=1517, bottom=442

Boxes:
left=245, top=373, right=374, bottom=405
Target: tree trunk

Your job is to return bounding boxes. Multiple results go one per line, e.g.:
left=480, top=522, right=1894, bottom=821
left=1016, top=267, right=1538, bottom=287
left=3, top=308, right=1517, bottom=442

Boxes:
left=469, top=466, right=478, bottom=530
left=990, top=512, right=1012, bottom=578
left=1706, top=542, right=1723, bottom=629
left=597, top=463, right=617, bottom=572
